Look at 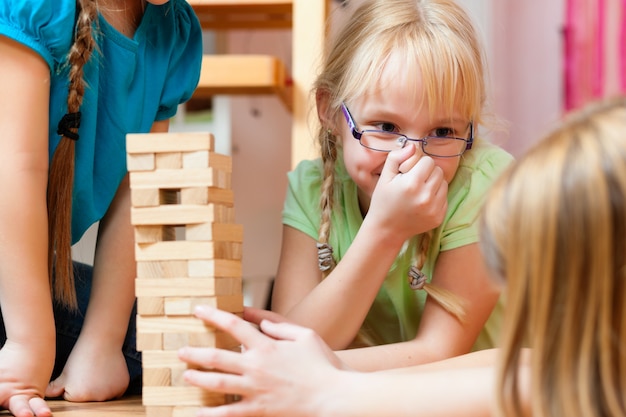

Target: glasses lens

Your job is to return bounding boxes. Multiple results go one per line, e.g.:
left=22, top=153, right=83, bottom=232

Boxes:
left=423, top=137, right=467, bottom=157
left=360, top=131, right=405, bottom=152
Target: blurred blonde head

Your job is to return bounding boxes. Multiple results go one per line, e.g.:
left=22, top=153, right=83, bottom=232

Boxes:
left=481, top=97, right=626, bottom=417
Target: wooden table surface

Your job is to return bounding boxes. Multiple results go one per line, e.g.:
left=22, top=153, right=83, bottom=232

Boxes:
left=0, top=396, right=145, bottom=417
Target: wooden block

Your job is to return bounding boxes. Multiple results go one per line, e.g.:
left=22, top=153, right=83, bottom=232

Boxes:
left=129, top=168, right=227, bottom=190
left=186, top=223, right=244, bottom=242
left=163, top=294, right=244, bottom=315
left=169, top=366, right=187, bottom=387
left=127, top=153, right=155, bottom=172
left=142, top=350, right=188, bottom=369
left=127, top=132, right=214, bottom=154
left=156, top=152, right=183, bottom=169
left=183, top=151, right=232, bottom=172
left=136, top=278, right=223, bottom=298
left=135, top=241, right=239, bottom=261
left=137, top=316, right=214, bottom=334
left=212, top=242, right=243, bottom=260
left=137, top=260, right=189, bottom=278
left=186, top=330, right=241, bottom=349
left=163, top=332, right=189, bottom=350
left=188, top=259, right=242, bottom=278
left=143, top=367, right=171, bottom=387
left=130, top=188, right=160, bottom=207
left=137, top=332, right=163, bottom=351
left=134, top=225, right=166, bottom=243
left=142, top=386, right=229, bottom=407
left=131, top=205, right=229, bottom=226
left=137, top=296, right=165, bottom=315
left=179, top=187, right=234, bottom=206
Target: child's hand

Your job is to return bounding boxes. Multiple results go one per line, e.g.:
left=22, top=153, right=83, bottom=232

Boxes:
left=178, top=306, right=345, bottom=417
left=368, top=143, right=448, bottom=240
left=0, top=340, right=53, bottom=417
left=45, top=337, right=129, bottom=402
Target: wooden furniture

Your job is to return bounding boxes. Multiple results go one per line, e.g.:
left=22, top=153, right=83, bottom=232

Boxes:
left=187, top=0, right=329, bottom=167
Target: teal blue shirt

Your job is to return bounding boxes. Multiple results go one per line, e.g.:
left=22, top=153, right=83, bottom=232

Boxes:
left=0, top=0, right=202, bottom=243
left=283, top=138, right=514, bottom=349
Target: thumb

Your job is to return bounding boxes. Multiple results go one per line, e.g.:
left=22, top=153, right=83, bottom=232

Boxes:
left=45, top=376, right=65, bottom=399
left=380, top=143, right=416, bottom=182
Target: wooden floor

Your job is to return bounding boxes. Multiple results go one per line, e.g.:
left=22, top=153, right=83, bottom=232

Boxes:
left=0, top=396, right=145, bottom=416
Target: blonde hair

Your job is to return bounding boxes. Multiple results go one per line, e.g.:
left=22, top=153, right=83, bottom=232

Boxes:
left=48, top=0, right=99, bottom=308
left=481, top=97, right=626, bottom=417
left=315, top=0, right=489, bottom=320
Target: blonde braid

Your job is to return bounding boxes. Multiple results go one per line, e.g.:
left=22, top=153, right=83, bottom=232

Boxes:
left=48, top=0, right=98, bottom=309
left=317, top=128, right=338, bottom=277
left=410, top=231, right=466, bottom=322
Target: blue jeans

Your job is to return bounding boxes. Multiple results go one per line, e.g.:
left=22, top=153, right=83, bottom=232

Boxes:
left=0, top=262, right=142, bottom=395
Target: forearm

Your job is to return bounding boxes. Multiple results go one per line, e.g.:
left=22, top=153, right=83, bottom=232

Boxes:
left=336, top=338, right=466, bottom=371
left=79, top=175, right=136, bottom=346
left=0, top=168, right=55, bottom=346
left=328, top=366, right=496, bottom=417
left=277, top=220, right=406, bottom=349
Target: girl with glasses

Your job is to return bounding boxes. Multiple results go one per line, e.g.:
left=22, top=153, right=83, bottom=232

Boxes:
left=0, top=0, right=201, bottom=414
left=268, top=0, right=514, bottom=371
left=181, top=96, right=626, bottom=417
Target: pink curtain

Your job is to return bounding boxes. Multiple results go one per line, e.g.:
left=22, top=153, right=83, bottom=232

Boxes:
left=564, top=0, right=626, bottom=110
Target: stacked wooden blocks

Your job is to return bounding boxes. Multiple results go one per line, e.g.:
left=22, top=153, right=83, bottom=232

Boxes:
left=126, top=132, right=243, bottom=417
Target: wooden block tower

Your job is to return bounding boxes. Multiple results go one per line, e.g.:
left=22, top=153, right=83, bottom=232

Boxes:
left=126, top=132, right=244, bottom=417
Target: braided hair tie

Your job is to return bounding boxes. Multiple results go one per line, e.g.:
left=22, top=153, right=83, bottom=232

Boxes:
left=316, top=242, right=336, bottom=272
left=408, top=266, right=427, bottom=290
left=56, top=112, right=82, bottom=141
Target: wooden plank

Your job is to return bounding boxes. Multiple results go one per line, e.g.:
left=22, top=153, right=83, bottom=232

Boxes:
left=182, top=151, right=232, bottom=172
left=47, top=397, right=145, bottom=416
left=188, top=0, right=292, bottom=29
left=136, top=260, right=189, bottom=278
left=136, top=276, right=242, bottom=298
left=127, top=153, right=155, bottom=172
left=194, top=55, right=287, bottom=97
left=131, top=205, right=230, bottom=226
left=129, top=168, right=223, bottom=189
left=163, top=294, right=244, bottom=315
left=134, top=241, right=241, bottom=261
left=143, top=386, right=229, bottom=407
left=127, top=132, right=214, bottom=154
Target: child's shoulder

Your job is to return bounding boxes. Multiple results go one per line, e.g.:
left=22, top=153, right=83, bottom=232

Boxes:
left=0, top=0, right=76, bottom=68
left=451, top=138, right=515, bottom=195
left=461, top=138, right=515, bottom=174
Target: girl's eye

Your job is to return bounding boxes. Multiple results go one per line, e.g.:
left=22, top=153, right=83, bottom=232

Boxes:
left=379, top=122, right=398, bottom=133
left=432, top=127, right=455, bottom=138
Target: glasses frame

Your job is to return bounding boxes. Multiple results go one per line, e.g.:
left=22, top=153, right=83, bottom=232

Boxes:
left=340, top=103, right=474, bottom=157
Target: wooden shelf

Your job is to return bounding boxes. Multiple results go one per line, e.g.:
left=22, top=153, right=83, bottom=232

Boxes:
left=187, top=0, right=292, bottom=29
left=186, top=0, right=329, bottom=166
left=192, top=54, right=291, bottom=110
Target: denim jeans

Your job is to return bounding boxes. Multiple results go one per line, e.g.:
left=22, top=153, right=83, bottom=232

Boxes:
left=0, top=262, right=142, bottom=395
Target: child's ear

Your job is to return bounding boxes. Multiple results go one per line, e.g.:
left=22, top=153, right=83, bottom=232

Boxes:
left=316, top=88, right=334, bottom=129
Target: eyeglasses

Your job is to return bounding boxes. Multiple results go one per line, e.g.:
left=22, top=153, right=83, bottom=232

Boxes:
left=341, top=103, right=474, bottom=157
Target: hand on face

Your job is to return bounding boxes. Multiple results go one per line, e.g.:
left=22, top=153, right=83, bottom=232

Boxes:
left=178, top=306, right=346, bottom=417
left=367, top=143, right=448, bottom=241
